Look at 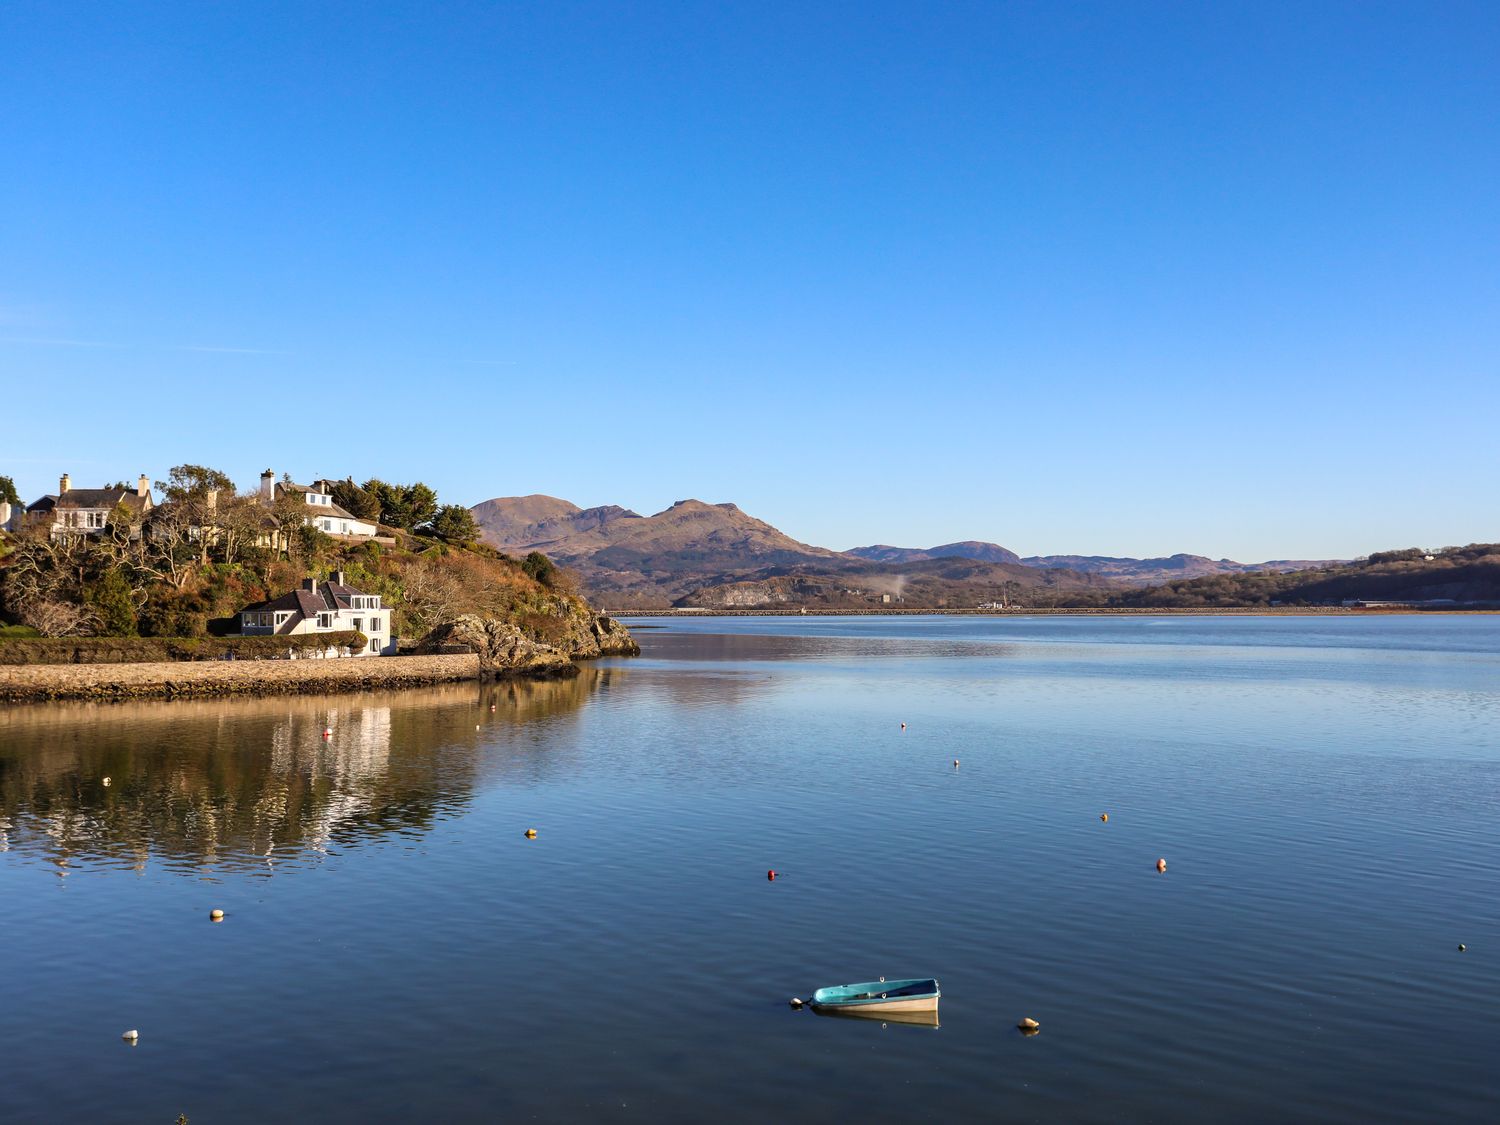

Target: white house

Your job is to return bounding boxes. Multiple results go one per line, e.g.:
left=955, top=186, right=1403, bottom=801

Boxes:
left=25, top=473, right=155, bottom=540
left=259, top=470, right=381, bottom=540
left=235, top=572, right=395, bottom=656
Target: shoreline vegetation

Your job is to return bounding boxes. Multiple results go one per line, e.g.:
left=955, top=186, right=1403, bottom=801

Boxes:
left=0, top=466, right=639, bottom=688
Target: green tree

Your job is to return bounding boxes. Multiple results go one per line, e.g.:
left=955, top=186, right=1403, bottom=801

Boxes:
left=0, top=475, right=20, bottom=506
left=156, top=464, right=234, bottom=504
left=361, top=479, right=438, bottom=530
left=90, top=566, right=139, bottom=635
left=330, top=478, right=381, bottom=522
left=429, top=504, right=478, bottom=544
left=522, top=551, right=557, bottom=587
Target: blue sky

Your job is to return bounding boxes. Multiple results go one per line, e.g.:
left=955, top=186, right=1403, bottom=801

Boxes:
left=2, top=1, right=1495, bottom=559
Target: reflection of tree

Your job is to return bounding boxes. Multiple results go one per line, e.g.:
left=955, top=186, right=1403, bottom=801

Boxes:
left=0, top=676, right=604, bottom=874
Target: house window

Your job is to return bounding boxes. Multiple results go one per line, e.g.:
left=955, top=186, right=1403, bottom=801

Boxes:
left=368, top=618, right=380, bottom=632
left=317, top=613, right=333, bottom=628
left=352, top=618, right=363, bottom=633
left=369, top=638, right=380, bottom=653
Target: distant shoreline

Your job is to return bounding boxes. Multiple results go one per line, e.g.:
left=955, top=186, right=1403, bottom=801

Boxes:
left=612, top=606, right=1500, bottom=618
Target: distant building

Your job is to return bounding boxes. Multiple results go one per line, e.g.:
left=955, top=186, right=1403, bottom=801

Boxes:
left=25, top=473, right=154, bottom=540
left=235, top=571, right=394, bottom=656
left=258, top=470, right=380, bottom=540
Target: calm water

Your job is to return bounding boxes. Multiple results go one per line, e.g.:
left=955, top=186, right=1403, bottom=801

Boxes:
left=2, top=615, right=1498, bottom=1123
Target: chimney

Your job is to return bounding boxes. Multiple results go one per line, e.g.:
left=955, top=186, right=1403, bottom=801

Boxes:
left=302, top=577, right=318, bottom=592
left=260, top=469, right=274, bottom=503
left=137, top=474, right=149, bottom=498
left=59, top=473, right=71, bottom=495
left=332, top=569, right=345, bottom=586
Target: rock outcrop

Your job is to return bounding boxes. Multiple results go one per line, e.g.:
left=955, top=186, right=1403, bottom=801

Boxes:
left=414, top=616, right=578, bottom=678
left=414, top=607, right=638, bottom=678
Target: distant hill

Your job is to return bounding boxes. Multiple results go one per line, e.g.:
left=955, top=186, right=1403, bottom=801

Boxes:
left=847, top=541, right=1023, bottom=565
left=1105, top=545, right=1500, bottom=609
left=1021, top=553, right=1340, bottom=584
left=467, top=493, right=1374, bottom=609
left=469, top=495, right=643, bottom=555
left=678, top=555, right=1111, bottom=609
left=471, top=495, right=847, bottom=605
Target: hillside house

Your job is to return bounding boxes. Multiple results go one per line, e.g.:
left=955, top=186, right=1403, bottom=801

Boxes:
left=235, top=572, right=394, bottom=656
left=258, top=470, right=380, bottom=540
left=25, top=473, right=154, bottom=540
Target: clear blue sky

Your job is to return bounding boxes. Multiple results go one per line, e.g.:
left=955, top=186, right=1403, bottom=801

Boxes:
left=2, top=2, right=1495, bottom=559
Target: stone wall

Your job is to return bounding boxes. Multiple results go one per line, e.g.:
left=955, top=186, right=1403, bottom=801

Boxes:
left=0, top=653, right=481, bottom=703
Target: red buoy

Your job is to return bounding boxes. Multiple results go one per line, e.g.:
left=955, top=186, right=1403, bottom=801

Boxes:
left=767, top=870, right=777, bottom=881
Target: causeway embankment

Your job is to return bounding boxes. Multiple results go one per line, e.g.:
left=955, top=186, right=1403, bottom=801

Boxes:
left=0, top=653, right=482, bottom=703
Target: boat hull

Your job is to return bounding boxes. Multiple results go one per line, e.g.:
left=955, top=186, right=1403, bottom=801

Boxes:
left=811, top=995, right=938, bottom=1014
left=809, top=978, right=940, bottom=1015
left=813, top=1006, right=940, bottom=1028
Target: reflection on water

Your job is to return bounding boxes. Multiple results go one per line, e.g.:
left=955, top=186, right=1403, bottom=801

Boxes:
left=2, top=618, right=1499, bottom=1124
left=810, top=1006, right=941, bottom=1030
left=0, top=671, right=609, bottom=875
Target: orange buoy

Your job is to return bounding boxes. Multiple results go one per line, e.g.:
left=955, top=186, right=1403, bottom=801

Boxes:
left=1156, top=858, right=1167, bottom=873
left=1100, top=813, right=1108, bottom=822
left=210, top=909, right=224, bottom=921
left=524, top=829, right=537, bottom=839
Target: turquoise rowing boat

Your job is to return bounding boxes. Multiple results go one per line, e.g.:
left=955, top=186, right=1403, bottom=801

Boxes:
left=810, top=977, right=940, bottom=1014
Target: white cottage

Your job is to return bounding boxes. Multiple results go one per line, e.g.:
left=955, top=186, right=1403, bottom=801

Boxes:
left=236, top=572, right=395, bottom=656
left=259, top=470, right=380, bottom=539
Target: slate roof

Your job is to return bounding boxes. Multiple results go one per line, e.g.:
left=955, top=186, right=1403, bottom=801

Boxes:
left=238, top=578, right=377, bottom=619
left=27, top=489, right=151, bottom=517
left=238, top=588, right=329, bottom=617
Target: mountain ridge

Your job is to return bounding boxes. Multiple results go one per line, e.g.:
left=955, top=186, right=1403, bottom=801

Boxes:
left=470, top=493, right=1343, bottom=607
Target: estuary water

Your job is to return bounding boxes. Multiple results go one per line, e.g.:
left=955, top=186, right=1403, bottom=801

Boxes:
left=1, top=614, right=1497, bottom=1123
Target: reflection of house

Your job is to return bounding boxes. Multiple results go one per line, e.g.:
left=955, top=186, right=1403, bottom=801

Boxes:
left=258, top=470, right=379, bottom=539
left=25, top=473, right=154, bottom=540
left=235, top=571, right=395, bottom=655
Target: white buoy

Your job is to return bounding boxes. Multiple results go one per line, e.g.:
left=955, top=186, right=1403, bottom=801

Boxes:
left=789, top=997, right=804, bottom=1009
left=210, top=909, right=224, bottom=921
left=122, top=1029, right=139, bottom=1042
left=102, top=777, right=112, bottom=787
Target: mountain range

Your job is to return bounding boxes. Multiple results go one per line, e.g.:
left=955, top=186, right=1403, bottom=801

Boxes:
left=470, top=494, right=1339, bottom=609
